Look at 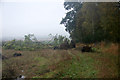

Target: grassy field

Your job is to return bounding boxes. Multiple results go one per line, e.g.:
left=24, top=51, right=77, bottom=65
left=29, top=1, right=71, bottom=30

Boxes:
left=2, top=46, right=118, bottom=78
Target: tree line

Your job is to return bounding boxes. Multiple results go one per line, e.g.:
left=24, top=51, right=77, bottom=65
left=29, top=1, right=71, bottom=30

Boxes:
left=2, top=34, right=71, bottom=51
left=60, top=2, right=120, bottom=43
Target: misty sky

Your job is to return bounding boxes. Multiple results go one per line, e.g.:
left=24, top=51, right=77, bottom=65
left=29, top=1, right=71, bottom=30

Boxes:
left=1, top=1, right=69, bottom=40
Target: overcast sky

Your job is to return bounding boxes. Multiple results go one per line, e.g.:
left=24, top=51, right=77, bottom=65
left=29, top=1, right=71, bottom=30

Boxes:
left=1, top=1, right=70, bottom=40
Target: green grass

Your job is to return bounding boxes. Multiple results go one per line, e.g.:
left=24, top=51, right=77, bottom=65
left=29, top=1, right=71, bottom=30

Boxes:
left=2, top=49, right=118, bottom=78
left=34, top=51, right=98, bottom=78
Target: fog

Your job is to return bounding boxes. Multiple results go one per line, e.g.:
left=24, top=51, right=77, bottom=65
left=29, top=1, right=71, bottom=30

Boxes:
left=1, top=1, right=69, bottom=41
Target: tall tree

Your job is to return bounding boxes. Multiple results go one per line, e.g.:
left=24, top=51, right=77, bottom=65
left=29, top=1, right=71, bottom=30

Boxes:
left=98, top=2, right=120, bottom=42
left=61, top=2, right=120, bottom=43
left=60, top=2, right=82, bottom=42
